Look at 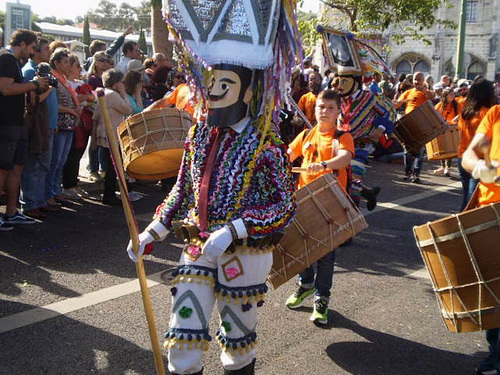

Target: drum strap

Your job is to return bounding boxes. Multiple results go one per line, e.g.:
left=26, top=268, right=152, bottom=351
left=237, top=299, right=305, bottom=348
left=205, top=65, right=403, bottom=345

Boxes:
left=199, top=128, right=222, bottom=231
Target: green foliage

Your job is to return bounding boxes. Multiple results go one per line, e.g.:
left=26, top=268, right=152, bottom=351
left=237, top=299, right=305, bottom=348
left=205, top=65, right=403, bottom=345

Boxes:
left=87, top=0, right=152, bottom=32
left=297, top=10, right=324, bottom=57
left=82, top=16, right=91, bottom=58
left=321, top=0, right=455, bottom=44
left=138, top=28, right=148, bottom=54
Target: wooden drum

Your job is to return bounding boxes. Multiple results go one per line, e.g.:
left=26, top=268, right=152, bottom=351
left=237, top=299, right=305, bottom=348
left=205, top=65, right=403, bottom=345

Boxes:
left=268, top=173, right=368, bottom=289
left=425, top=124, right=460, bottom=160
left=413, top=202, right=500, bottom=333
left=394, top=101, right=448, bottom=154
left=118, top=108, right=192, bottom=180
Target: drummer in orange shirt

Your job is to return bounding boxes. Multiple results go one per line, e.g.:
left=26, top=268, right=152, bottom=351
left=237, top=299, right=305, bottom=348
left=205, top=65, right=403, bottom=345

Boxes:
left=285, top=89, right=354, bottom=326
left=394, top=71, right=435, bottom=183
left=433, top=87, right=464, bottom=176
left=457, top=78, right=496, bottom=210
left=462, top=104, right=500, bottom=375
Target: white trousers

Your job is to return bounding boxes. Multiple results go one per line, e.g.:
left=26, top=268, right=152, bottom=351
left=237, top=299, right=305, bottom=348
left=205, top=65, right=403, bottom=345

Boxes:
left=165, top=246, right=273, bottom=374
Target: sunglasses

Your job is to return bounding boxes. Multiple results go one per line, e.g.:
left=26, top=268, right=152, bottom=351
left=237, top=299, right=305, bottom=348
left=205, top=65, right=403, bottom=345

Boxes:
left=98, top=59, right=111, bottom=63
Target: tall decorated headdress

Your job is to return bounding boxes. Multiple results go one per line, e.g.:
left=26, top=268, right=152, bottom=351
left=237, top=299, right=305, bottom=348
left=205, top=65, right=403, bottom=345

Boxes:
left=164, top=0, right=303, bottom=138
left=317, top=25, right=393, bottom=79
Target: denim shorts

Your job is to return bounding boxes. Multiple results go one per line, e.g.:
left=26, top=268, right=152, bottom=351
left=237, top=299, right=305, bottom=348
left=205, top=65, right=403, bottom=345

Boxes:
left=0, top=125, right=28, bottom=169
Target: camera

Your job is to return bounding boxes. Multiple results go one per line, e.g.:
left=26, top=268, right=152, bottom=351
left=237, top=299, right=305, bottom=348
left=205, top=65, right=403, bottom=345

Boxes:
left=36, top=62, right=58, bottom=88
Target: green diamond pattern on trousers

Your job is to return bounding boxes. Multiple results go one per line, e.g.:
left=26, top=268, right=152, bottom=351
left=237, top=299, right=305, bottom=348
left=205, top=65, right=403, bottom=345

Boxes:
left=172, top=290, right=208, bottom=327
left=219, top=305, right=253, bottom=336
left=221, top=321, right=232, bottom=333
left=179, top=306, right=193, bottom=319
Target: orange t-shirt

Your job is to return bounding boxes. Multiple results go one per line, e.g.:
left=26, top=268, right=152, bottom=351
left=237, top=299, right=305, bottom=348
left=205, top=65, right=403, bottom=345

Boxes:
left=400, top=88, right=428, bottom=114
left=476, top=105, right=500, bottom=206
left=165, top=84, right=194, bottom=116
left=288, top=126, right=355, bottom=190
left=297, top=91, right=318, bottom=125
left=456, top=96, right=467, bottom=106
left=457, top=106, right=489, bottom=158
left=435, top=101, right=463, bottom=124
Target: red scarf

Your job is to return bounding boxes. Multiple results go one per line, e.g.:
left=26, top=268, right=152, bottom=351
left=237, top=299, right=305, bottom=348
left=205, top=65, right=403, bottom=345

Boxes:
left=52, top=69, right=80, bottom=107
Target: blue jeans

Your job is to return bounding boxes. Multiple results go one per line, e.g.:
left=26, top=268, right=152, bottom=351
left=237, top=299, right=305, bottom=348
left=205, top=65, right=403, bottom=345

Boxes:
left=298, top=250, right=336, bottom=299
left=457, top=158, right=479, bottom=211
left=20, top=132, right=53, bottom=210
left=47, top=131, right=73, bottom=198
left=404, top=148, right=424, bottom=176
left=88, top=146, right=108, bottom=173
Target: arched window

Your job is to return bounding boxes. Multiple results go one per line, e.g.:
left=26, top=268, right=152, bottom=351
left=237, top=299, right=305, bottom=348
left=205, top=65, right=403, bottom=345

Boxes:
left=467, top=61, right=485, bottom=80
left=414, top=60, right=430, bottom=74
left=396, top=60, right=412, bottom=75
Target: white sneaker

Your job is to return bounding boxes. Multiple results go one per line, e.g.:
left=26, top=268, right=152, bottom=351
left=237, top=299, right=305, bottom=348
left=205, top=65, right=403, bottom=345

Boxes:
left=62, top=188, right=82, bottom=200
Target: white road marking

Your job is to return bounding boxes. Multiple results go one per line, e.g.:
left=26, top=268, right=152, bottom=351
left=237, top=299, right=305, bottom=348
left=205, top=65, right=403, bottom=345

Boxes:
left=0, top=182, right=460, bottom=333
left=0, top=271, right=164, bottom=334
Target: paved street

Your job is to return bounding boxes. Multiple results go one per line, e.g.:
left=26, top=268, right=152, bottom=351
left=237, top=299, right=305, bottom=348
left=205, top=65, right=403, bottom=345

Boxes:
left=0, top=159, right=489, bottom=375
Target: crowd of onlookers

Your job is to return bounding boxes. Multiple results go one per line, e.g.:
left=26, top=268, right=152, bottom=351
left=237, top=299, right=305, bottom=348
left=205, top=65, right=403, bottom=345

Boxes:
left=2, top=28, right=500, bottom=232
left=0, top=28, right=186, bottom=231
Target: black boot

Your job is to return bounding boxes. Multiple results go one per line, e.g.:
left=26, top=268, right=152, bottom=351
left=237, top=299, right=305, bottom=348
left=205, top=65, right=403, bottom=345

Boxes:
left=360, top=184, right=381, bottom=211
left=223, top=359, right=256, bottom=375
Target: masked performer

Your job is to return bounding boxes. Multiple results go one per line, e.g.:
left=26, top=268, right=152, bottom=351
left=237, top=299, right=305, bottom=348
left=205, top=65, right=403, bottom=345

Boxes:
left=318, top=27, right=396, bottom=210
left=126, top=1, right=302, bottom=374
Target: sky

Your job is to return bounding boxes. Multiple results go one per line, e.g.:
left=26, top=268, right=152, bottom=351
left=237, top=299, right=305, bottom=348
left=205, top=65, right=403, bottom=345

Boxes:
left=1, top=0, right=320, bottom=21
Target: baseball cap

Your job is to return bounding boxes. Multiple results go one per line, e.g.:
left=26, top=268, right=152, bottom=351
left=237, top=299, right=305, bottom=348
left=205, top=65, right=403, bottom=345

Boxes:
left=127, top=59, right=145, bottom=73
left=457, top=78, right=469, bottom=88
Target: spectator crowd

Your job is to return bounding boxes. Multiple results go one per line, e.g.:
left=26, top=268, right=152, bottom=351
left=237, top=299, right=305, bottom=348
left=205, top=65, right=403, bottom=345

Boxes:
left=1, top=28, right=499, bottom=232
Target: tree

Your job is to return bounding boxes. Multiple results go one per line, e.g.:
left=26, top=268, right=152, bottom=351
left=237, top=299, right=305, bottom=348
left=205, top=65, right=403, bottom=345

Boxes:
left=297, top=10, right=326, bottom=57
left=138, top=27, right=147, bottom=55
left=151, top=0, right=173, bottom=65
left=82, top=16, right=91, bottom=58
left=316, top=0, right=454, bottom=43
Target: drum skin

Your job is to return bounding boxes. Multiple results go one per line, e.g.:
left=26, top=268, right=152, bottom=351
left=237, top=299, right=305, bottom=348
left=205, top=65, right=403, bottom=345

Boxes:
left=394, top=101, right=448, bottom=154
left=268, top=173, right=368, bottom=289
left=425, top=124, right=460, bottom=160
left=118, top=108, right=193, bottom=180
left=414, top=202, right=500, bottom=333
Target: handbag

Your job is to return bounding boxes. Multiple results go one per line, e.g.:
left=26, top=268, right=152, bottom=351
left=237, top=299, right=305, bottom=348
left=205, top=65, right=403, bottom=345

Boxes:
left=25, top=94, right=50, bottom=155
left=57, top=112, right=78, bottom=131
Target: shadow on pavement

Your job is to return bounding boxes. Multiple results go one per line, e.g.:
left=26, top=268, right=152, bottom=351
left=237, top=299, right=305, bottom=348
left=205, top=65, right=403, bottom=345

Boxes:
left=0, top=300, right=165, bottom=375
left=326, top=311, right=482, bottom=375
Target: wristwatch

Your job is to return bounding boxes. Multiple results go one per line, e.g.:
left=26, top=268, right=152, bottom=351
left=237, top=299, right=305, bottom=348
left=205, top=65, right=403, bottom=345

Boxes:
left=321, top=161, right=328, bottom=171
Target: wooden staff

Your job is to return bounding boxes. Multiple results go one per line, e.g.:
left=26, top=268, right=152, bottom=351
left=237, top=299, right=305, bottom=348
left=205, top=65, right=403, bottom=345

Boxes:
left=97, top=90, right=166, bottom=375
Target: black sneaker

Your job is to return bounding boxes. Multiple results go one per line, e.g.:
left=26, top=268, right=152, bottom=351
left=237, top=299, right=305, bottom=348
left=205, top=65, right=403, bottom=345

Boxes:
left=412, top=176, right=421, bottom=184
left=476, top=352, right=500, bottom=374
left=403, top=173, right=412, bottom=181
left=0, top=218, right=13, bottom=231
left=310, top=298, right=329, bottom=325
left=4, top=211, right=36, bottom=225
left=285, top=286, right=316, bottom=309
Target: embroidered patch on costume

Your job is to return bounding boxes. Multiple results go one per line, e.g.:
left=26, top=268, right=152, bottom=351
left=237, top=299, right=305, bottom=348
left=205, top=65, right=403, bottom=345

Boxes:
left=221, top=321, right=232, bottom=334
left=221, top=256, right=244, bottom=282
left=184, top=245, right=202, bottom=261
left=179, top=306, right=193, bottom=319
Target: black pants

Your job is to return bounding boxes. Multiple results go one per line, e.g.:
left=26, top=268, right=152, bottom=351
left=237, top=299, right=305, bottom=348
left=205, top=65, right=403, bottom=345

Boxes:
left=62, top=135, right=86, bottom=189
left=102, top=147, right=117, bottom=199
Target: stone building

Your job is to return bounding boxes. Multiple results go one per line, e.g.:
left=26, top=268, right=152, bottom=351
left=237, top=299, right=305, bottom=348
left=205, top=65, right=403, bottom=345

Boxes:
left=319, top=0, right=499, bottom=80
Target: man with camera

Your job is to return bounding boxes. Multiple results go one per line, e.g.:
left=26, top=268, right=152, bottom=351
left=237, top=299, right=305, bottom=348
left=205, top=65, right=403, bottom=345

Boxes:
left=20, top=37, right=59, bottom=219
left=0, top=29, right=49, bottom=230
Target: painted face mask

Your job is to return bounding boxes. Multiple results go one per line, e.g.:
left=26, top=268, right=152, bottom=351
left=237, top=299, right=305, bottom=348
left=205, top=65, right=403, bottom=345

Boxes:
left=338, top=75, right=361, bottom=97
left=207, top=64, right=253, bottom=127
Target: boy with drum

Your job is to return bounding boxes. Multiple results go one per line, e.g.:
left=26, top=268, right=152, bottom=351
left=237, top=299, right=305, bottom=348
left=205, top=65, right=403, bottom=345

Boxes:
left=285, top=89, right=354, bottom=325
left=462, top=105, right=500, bottom=374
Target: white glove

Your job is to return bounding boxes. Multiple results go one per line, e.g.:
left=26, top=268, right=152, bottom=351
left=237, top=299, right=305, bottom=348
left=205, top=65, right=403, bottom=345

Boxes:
left=472, top=159, right=499, bottom=184
left=202, top=226, right=233, bottom=258
left=127, top=231, right=154, bottom=263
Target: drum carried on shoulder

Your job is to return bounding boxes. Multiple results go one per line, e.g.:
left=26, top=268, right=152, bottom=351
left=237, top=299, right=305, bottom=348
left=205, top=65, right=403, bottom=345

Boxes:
left=268, top=173, right=368, bottom=289
left=118, top=108, right=193, bottom=180
left=413, top=202, right=500, bottom=333
left=394, top=100, right=448, bottom=154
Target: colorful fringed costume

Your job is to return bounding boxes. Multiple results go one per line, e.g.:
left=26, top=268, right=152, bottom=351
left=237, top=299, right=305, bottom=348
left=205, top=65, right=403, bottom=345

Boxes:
left=139, top=1, right=303, bottom=374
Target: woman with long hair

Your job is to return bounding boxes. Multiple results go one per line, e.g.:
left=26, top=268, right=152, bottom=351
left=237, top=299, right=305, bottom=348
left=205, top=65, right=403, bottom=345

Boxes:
left=124, top=70, right=144, bottom=114
left=433, top=87, right=463, bottom=176
left=87, top=51, right=112, bottom=181
left=46, top=48, right=81, bottom=206
left=458, top=77, right=496, bottom=210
